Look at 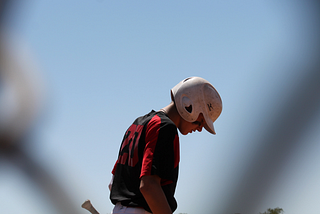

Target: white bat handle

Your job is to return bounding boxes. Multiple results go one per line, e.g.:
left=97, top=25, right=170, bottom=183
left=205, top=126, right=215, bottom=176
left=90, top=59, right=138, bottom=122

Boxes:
left=81, top=200, right=100, bottom=214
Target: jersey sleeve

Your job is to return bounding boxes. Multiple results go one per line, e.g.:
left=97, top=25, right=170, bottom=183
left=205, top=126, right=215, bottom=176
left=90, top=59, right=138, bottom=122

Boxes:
left=111, top=160, right=118, bottom=175
left=140, top=114, right=179, bottom=182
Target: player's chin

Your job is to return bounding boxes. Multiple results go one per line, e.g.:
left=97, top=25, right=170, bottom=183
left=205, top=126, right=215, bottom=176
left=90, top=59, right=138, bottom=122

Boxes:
left=180, top=129, right=191, bottom=135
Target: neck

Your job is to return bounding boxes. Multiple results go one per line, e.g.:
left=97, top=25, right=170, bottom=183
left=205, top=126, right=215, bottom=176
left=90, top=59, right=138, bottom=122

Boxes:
left=160, top=102, right=181, bottom=128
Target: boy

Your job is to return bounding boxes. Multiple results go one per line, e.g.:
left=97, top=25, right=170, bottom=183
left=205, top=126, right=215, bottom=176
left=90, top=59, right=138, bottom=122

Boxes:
left=109, top=77, right=222, bottom=214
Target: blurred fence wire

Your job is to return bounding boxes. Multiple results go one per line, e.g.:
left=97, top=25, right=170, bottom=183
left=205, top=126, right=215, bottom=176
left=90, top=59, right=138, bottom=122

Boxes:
left=219, top=62, right=320, bottom=213
left=218, top=1, right=320, bottom=213
left=1, top=1, right=320, bottom=214
left=0, top=1, right=79, bottom=213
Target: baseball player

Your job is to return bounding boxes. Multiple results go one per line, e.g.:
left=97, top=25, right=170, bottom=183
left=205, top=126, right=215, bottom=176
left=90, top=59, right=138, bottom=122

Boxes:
left=109, top=77, right=222, bottom=214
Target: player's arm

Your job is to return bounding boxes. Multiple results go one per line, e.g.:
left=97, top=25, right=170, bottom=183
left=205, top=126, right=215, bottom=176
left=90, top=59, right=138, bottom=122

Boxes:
left=140, top=175, right=172, bottom=214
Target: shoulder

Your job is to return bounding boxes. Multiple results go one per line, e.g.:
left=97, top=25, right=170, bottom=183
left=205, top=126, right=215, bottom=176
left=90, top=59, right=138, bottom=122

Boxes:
left=149, top=111, right=176, bottom=129
left=145, top=111, right=177, bottom=139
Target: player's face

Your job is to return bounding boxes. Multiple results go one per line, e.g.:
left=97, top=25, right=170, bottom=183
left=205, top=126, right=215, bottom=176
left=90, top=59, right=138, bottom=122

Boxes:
left=179, top=113, right=205, bottom=135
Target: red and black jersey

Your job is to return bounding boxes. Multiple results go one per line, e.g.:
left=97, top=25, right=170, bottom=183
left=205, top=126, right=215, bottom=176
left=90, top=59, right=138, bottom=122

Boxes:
left=110, top=110, right=180, bottom=213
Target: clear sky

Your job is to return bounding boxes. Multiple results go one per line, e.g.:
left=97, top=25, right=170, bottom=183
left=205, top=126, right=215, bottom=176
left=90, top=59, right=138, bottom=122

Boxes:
left=1, top=1, right=320, bottom=214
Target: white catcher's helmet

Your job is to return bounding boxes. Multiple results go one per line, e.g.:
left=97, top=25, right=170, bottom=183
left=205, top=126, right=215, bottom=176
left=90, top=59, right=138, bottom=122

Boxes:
left=171, top=77, right=222, bottom=134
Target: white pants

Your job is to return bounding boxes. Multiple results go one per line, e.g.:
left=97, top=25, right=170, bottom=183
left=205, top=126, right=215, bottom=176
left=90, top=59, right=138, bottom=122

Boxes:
left=111, top=202, right=152, bottom=214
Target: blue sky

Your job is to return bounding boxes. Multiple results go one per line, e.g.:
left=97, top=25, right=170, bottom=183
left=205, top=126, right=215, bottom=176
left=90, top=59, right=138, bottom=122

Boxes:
left=1, top=1, right=320, bottom=214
